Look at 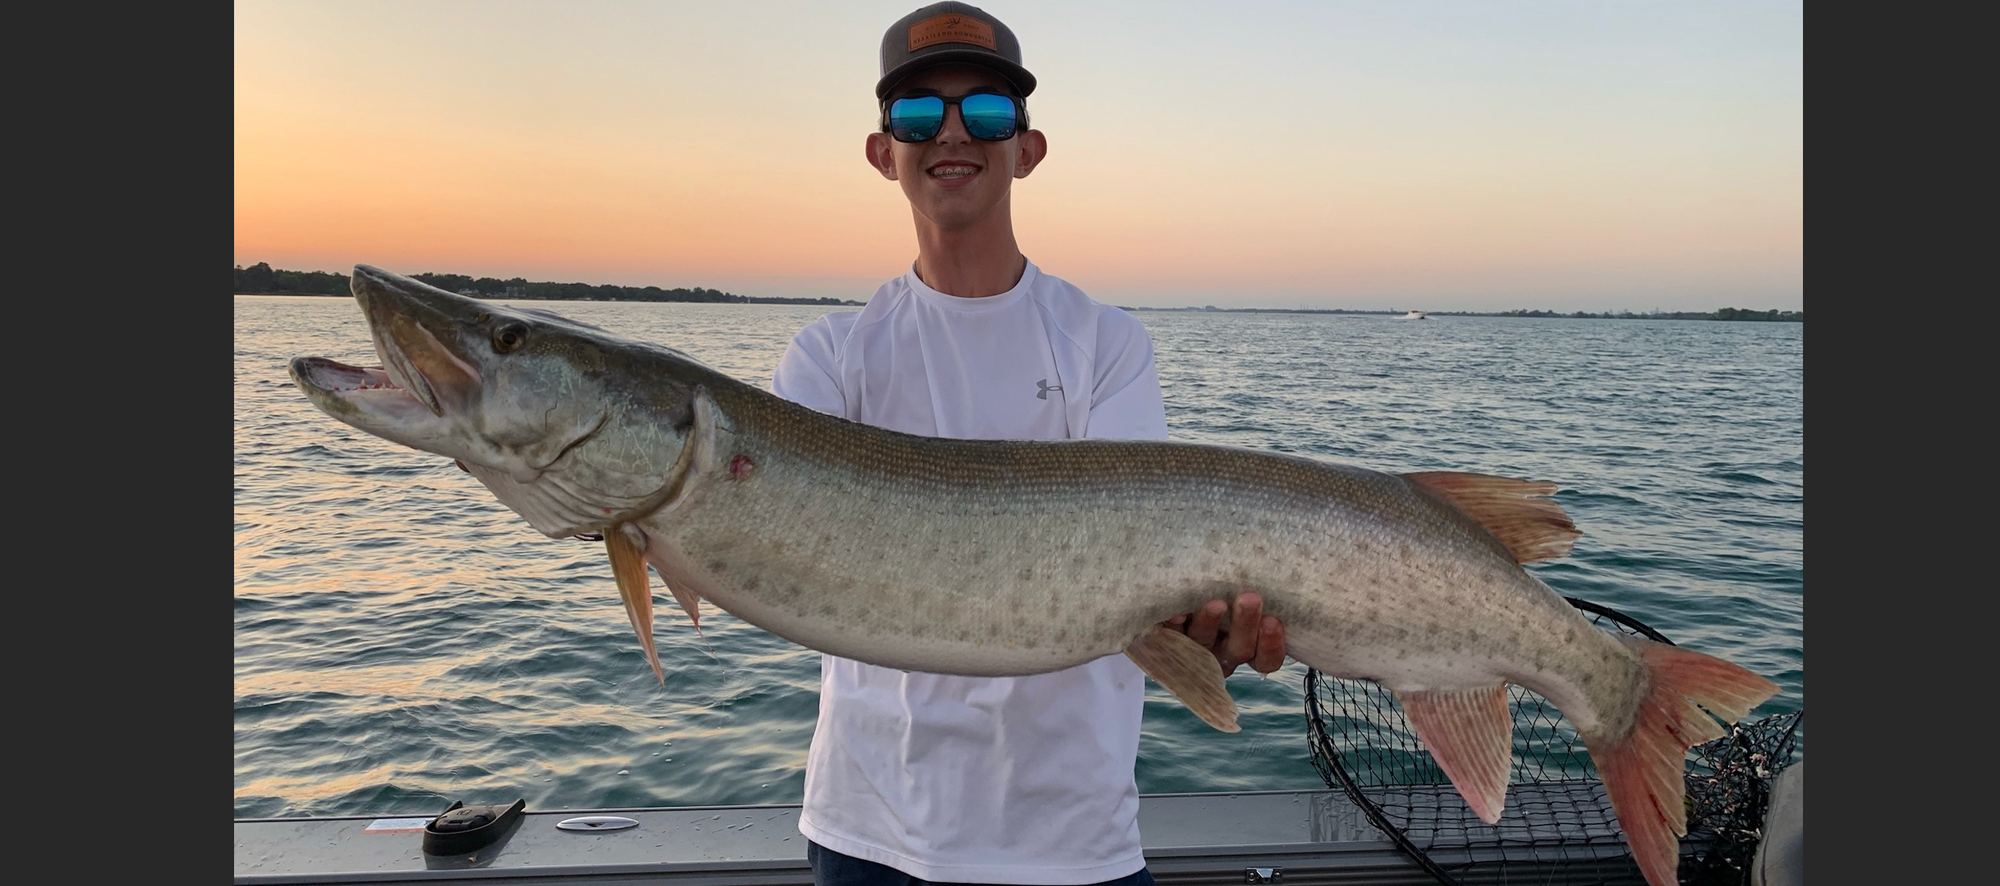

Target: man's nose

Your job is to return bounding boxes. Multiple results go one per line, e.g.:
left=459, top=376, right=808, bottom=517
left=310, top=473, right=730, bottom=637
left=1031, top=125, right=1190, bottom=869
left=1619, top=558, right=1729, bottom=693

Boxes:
left=933, top=104, right=971, bottom=143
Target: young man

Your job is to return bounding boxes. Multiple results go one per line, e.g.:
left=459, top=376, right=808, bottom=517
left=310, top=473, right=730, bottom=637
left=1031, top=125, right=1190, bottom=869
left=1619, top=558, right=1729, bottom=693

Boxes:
left=770, top=5, right=1288, bottom=884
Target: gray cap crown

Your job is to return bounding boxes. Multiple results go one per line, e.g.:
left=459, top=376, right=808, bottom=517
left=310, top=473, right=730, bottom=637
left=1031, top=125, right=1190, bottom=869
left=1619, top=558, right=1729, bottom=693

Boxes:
left=877, top=2, right=1036, bottom=100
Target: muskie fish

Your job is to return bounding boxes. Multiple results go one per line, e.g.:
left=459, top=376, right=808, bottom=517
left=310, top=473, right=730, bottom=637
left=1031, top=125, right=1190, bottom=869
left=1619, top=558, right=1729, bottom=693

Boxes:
left=291, top=265, right=1777, bottom=886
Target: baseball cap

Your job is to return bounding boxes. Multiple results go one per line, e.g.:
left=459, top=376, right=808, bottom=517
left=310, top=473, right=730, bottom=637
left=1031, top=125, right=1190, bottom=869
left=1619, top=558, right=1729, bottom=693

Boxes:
left=876, top=3, right=1036, bottom=100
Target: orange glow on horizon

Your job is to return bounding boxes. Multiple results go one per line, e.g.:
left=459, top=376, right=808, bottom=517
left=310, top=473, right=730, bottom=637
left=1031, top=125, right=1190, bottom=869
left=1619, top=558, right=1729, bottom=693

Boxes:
left=236, top=1, right=1803, bottom=311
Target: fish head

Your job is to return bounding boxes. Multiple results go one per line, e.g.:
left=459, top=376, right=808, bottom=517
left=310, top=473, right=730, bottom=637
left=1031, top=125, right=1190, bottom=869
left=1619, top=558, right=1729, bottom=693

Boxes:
left=290, top=264, right=701, bottom=538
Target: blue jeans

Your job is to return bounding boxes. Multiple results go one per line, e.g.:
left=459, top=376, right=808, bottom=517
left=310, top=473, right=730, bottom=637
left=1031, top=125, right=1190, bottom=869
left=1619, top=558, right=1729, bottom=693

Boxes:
left=806, top=841, right=1157, bottom=886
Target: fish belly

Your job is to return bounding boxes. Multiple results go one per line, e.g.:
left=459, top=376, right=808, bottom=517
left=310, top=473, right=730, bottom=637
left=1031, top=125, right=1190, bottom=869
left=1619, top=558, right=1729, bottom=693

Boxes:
left=640, top=430, right=1643, bottom=733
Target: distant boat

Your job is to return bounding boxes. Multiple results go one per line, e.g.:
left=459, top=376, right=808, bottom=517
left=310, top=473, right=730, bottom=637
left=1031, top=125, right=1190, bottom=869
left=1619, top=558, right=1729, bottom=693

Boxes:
left=1400, top=310, right=1428, bottom=320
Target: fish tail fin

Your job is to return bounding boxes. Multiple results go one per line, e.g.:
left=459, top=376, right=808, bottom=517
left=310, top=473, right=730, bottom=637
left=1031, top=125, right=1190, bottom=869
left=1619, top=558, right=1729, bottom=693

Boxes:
left=1584, top=638, right=1780, bottom=886
left=1396, top=685, right=1514, bottom=823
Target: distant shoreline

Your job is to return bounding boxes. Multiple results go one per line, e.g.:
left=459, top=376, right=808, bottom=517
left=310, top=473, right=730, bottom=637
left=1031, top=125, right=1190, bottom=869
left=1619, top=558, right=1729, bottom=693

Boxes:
left=236, top=293, right=1800, bottom=323
left=234, top=291, right=866, bottom=307
left=1123, top=305, right=1803, bottom=322
left=233, top=263, right=1800, bottom=322
left=232, top=263, right=862, bottom=307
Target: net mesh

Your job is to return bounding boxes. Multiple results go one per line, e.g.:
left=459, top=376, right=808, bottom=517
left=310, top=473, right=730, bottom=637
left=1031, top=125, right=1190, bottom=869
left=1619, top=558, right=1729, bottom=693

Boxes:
left=1303, top=596, right=1802, bottom=885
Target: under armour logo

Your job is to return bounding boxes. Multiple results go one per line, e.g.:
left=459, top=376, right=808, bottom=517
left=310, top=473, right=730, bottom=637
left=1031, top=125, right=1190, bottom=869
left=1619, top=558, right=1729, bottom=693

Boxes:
left=1036, top=379, right=1062, bottom=400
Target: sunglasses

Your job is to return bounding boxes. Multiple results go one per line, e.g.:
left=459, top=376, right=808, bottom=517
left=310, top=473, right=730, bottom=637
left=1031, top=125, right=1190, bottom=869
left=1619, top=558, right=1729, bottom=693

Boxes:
left=882, top=92, right=1025, bottom=143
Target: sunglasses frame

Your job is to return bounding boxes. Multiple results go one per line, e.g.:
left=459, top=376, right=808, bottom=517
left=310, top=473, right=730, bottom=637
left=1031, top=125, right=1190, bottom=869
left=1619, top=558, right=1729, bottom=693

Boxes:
left=880, top=90, right=1027, bottom=143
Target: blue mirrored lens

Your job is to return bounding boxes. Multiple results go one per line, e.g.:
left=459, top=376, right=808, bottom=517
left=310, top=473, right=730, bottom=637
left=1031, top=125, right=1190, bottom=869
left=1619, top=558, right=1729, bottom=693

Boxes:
left=887, top=93, right=1019, bottom=142
left=959, top=93, right=1019, bottom=141
left=889, top=96, right=946, bottom=142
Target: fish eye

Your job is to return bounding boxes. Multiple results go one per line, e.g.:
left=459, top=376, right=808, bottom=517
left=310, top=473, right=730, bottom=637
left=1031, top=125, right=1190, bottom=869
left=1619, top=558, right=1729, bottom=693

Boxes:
left=493, top=323, right=528, bottom=353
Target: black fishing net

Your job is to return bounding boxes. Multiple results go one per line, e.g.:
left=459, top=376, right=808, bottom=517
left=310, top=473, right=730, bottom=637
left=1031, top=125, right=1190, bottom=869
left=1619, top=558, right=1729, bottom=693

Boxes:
left=1679, top=709, right=1804, bottom=885
left=1303, top=597, right=1803, bottom=886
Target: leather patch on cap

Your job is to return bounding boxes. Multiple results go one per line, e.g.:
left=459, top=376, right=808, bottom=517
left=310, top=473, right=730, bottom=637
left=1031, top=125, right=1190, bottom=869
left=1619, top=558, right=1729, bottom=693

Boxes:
left=908, top=14, right=996, bottom=51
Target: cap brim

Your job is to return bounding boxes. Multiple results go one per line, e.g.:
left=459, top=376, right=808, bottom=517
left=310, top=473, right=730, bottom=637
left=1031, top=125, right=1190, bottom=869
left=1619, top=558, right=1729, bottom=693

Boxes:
left=877, top=50, right=1036, bottom=99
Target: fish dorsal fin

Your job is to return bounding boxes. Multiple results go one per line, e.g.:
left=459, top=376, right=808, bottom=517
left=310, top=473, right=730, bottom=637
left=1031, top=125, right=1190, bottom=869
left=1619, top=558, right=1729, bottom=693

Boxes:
left=1395, top=684, right=1515, bottom=824
left=1402, top=471, right=1581, bottom=563
left=1124, top=628, right=1241, bottom=733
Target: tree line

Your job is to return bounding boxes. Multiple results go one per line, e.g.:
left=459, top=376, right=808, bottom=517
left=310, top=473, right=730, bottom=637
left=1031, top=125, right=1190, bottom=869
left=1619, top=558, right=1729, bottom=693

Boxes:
left=236, top=263, right=1798, bottom=320
left=233, top=263, right=860, bottom=306
left=1134, top=305, right=1803, bottom=321
left=1492, top=307, right=1803, bottom=322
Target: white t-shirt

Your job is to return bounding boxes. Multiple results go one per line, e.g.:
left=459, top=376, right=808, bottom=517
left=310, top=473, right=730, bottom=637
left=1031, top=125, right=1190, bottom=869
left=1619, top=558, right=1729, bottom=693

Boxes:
left=771, top=260, right=1170, bottom=885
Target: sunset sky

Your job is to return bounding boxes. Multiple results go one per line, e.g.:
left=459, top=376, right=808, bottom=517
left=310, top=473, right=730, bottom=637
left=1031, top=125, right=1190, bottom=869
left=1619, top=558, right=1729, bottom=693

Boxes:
left=234, top=1, right=1803, bottom=312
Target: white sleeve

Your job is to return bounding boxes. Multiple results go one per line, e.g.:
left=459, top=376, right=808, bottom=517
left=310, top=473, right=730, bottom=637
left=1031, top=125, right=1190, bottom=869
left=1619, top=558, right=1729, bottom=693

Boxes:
left=770, top=315, right=847, bottom=417
left=1085, top=307, right=1169, bottom=442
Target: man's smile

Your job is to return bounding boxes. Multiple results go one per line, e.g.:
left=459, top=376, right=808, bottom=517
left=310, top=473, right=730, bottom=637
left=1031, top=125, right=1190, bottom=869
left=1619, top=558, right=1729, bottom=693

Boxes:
left=928, top=161, right=982, bottom=179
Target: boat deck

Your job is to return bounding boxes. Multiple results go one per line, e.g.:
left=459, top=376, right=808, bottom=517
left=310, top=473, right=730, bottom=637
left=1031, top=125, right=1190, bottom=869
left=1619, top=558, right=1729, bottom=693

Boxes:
left=236, top=788, right=1652, bottom=885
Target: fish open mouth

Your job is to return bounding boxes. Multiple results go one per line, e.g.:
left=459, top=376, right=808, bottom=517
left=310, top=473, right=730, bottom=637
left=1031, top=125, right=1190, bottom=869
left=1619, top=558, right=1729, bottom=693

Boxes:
left=289, top=356, right=447, bottom=426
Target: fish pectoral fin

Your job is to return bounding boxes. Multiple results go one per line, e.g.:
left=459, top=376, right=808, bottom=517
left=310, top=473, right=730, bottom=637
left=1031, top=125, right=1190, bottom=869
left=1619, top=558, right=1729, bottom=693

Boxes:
left=665, top=581, right=704, bottom=633
left=643, top=551, right=712, bottom=651
left=606, top=525, right=665, bottom=685
left=1124, top=627, right=1240, bottom=733
left=1401, top=471, right=1581, bottom=563
left=1395, top=684, right=1514, bottom=824
left=663, top=578, right=713, bottom=652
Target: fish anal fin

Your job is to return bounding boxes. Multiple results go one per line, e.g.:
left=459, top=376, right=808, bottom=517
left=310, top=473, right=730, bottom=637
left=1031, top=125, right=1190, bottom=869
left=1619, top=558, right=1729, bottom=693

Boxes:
left=1402, top=471, right=1582, bottom=563
left=1583, top=638, right=1781, bottom=886
left=1396, top=684, right=1514, bottom=824
left=1124, top=627, right=1240, bottom=733
left=606, top=525, right=665, bottom=685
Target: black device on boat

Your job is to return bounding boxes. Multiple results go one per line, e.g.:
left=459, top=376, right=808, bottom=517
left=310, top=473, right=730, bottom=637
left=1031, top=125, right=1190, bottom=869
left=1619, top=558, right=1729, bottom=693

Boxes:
left=422, top=799, right=526, bottom=855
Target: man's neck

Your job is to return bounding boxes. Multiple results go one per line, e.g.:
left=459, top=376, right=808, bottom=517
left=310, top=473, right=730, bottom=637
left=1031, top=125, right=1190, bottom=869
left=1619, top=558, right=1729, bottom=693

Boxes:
left=910, top=211, right=1027, bottom=298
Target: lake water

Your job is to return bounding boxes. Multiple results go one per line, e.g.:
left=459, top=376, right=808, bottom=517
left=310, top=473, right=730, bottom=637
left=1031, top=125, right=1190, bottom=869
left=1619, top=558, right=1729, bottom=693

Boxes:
left=233, top=295, right=1804, bottom=819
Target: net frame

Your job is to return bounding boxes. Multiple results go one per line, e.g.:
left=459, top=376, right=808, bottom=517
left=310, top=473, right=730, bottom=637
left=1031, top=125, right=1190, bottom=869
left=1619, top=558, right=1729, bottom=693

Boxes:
left=1303, top=596, right=1802, bottom=886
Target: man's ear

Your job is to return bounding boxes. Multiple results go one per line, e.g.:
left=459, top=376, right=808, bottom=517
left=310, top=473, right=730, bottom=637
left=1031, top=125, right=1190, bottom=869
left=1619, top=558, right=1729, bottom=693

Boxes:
left=1013, top=129, right=1048, bottom=179
left=865, top=132, right=898, bottom=181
